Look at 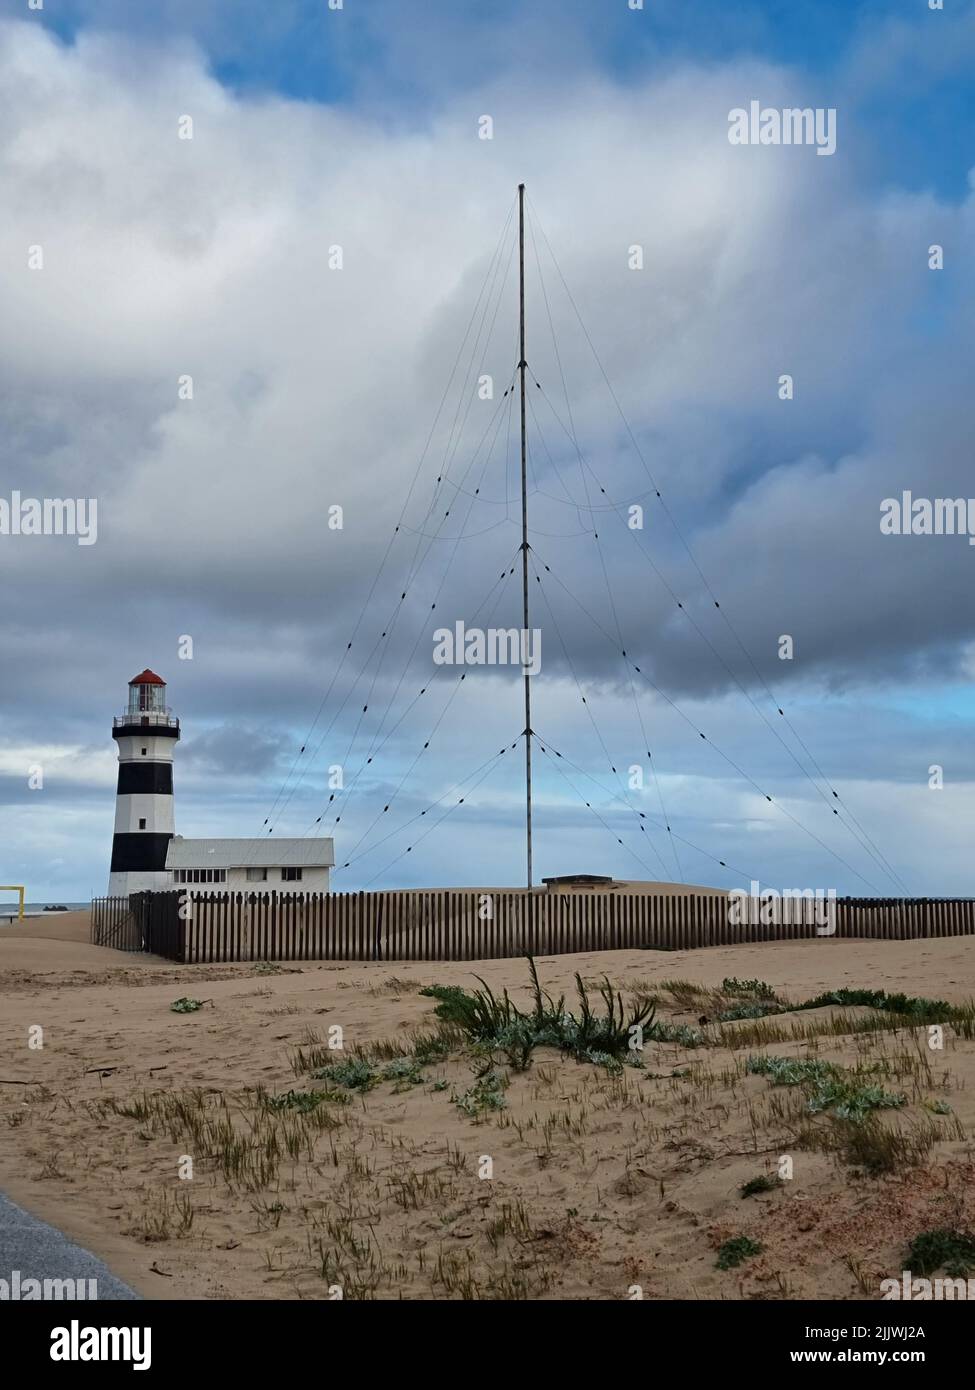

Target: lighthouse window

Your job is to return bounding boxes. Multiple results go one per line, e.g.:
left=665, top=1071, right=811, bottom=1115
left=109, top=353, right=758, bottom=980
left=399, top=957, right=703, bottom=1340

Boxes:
left=138, top=817, right=147, bottom=829
left=141, top=747, right=147, bottom=756
left=282, top=867, right=303, bottom=882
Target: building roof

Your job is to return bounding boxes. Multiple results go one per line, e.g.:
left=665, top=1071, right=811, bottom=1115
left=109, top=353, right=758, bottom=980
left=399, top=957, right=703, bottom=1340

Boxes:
left=129, top=669, right=166, bottom=686
left=542, top=874, right=614, bottom=885
left=165, top=837, right=335, bottom=869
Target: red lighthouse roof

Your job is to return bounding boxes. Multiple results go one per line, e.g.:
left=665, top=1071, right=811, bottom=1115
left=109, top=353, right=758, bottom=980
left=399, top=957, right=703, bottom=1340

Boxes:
left=128, top=669, right=166, bottom=686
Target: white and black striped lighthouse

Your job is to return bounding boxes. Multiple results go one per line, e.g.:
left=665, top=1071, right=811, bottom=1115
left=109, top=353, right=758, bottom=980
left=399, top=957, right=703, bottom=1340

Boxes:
left=108, top=669, right=180, bottom=895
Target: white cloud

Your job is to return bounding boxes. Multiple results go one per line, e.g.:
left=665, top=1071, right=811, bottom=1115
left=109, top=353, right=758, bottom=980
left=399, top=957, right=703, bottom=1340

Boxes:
left=2, top=18, right=973, bottom=896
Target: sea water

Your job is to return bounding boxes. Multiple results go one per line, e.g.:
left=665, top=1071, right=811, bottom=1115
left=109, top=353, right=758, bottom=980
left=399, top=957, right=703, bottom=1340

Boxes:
left=0, top=901, right=89, bottom=923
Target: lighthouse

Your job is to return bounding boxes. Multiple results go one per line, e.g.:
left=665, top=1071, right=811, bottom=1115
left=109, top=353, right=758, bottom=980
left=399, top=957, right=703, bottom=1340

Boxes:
left=107, top=670, right=180, bottom=896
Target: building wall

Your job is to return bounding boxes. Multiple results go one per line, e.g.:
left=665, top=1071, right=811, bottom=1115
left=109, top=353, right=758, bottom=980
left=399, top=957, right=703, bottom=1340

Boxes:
left=111, top=868, right=173, bottom=895
left=168, top=866, right=331, bottom=893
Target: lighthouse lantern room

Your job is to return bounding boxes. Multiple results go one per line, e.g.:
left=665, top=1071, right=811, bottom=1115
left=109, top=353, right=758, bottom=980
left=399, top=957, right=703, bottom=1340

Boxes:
left=108, top=669, right=180, bottom=896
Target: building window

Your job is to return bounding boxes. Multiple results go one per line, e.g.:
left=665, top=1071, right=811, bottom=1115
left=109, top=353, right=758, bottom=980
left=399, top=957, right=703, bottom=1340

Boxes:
left=282, top=867, right=303, bottom=882
left=138, top=817, right=147, bottom=829
left=141, top=747, right=147, bottom=756
left=173, top=868, right=226, bottom=884
left=246, top=868, right=267, bottom=882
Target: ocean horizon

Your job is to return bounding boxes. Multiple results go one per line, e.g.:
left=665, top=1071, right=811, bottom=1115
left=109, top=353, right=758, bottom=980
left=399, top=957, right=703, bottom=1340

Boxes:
left=0, top=901, right=89, bottom=921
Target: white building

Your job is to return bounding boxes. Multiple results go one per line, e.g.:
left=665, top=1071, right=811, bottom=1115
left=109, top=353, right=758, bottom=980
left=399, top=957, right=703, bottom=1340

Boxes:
left=164, top=837, right=334, bottom=893
left=108, top=668, right=335, bottom=898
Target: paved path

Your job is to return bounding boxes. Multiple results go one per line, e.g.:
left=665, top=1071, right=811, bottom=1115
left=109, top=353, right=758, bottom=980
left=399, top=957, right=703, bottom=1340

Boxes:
left=0, top=1191, right=138, bottom=1299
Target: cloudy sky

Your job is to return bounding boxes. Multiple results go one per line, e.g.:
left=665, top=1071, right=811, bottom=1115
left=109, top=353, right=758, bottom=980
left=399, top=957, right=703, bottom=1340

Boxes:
left=2, top=0, right=974, bottom=901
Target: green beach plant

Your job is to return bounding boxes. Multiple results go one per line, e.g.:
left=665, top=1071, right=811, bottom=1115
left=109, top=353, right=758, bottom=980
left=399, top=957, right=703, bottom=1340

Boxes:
left=421, top=956, right=659, bottom=1069
left=906, top=1229, right=975, bottom=1278
left=739, top=1174, right=782, bottom=1198
left=746, top=1054, right=905, bottom=1121
left=716, top=1236, right=763, bottom=1269
left=722, top=977, right=778, bottom=1000
left=170, top=997, right=203, bottom=1013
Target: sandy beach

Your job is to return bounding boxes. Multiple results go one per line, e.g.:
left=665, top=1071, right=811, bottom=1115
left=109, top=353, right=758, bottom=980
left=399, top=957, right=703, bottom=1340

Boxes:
left=1, top=910, right=973, bottom=1300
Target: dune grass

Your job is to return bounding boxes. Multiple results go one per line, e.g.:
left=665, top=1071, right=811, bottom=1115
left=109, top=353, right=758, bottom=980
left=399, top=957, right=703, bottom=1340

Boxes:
left=419, top=955, right=659, bottom=1070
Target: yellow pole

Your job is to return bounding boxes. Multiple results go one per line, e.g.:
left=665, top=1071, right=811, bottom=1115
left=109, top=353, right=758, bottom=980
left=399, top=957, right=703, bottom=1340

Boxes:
left=0, top=886, right=26, bottom=921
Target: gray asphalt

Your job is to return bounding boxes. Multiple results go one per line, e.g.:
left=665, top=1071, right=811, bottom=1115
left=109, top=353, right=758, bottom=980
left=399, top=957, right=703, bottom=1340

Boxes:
left=0, top=1191, right=139, bottom=1299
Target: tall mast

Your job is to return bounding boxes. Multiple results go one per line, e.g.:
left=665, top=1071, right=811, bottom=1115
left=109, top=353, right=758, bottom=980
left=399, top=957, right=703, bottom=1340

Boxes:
left=518, top=183, right=533, bottom=890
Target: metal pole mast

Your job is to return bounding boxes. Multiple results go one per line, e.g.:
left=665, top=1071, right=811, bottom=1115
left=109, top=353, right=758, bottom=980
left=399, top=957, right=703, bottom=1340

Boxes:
left=518, top=183, right=533, bottom=890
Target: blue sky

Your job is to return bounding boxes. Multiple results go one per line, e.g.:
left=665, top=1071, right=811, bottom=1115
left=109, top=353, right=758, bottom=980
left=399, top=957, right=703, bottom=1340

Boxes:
left=2, top=0, right=975, bottom=901
left=31, top=0, right=975, bottom=197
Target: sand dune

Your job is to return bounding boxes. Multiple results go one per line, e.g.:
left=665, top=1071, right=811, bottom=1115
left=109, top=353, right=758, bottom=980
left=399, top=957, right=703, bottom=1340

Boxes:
left=1, top=914, right=974, bottom=1300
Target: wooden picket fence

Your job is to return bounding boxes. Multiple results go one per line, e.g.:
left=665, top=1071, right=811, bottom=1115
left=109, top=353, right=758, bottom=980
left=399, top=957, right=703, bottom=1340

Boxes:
left=89, top=890, right=975, bottom=965
left=90, top=895, right=140, bottom=951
